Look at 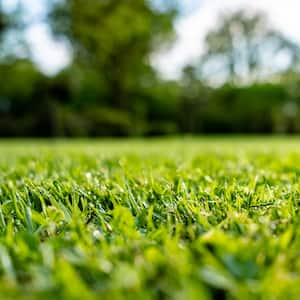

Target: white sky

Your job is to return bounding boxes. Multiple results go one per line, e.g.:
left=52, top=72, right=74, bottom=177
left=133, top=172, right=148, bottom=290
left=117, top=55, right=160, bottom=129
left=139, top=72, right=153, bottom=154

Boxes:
left=4, top=0, right=300, bottom=77
left=155, top=0, right=300, bottom=78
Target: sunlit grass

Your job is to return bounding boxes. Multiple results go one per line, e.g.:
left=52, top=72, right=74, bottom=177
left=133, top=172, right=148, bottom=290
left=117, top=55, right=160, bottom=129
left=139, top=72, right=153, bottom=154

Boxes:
left=0, top=137, right=300, bottom=299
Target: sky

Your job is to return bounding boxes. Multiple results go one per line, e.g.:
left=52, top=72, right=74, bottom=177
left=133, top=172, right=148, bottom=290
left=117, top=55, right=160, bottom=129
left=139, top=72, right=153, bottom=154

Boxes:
left=3, top=0, right=300, bottom=77
left=154, top=0, right=300, bottom=78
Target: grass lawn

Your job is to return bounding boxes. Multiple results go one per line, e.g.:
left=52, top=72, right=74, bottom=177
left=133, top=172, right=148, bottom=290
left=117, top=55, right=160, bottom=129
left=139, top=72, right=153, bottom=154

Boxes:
left=1, top=137, right=300, bottom=299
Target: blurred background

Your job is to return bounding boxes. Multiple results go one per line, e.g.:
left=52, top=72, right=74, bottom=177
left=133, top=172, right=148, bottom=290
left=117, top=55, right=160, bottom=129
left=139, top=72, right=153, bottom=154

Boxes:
left=1, top=0, right=300, bottom=137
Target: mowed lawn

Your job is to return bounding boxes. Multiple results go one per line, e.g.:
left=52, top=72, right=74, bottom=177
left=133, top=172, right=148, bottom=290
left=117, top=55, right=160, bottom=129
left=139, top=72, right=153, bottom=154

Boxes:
left=1, top=137, right=300, bottom=299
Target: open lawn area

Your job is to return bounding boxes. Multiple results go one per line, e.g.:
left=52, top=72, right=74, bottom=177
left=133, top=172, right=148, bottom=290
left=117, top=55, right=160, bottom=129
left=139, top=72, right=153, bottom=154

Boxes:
left=0, top=137, right=300, bottom=299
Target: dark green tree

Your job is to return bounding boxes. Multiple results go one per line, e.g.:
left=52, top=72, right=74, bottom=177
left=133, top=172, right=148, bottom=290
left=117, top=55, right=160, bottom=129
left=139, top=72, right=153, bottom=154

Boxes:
left=0, top=1, right=9, bottom=44
left=178, top=65, right=210, bottom=133
left=49, top=0, right=177, bottom=110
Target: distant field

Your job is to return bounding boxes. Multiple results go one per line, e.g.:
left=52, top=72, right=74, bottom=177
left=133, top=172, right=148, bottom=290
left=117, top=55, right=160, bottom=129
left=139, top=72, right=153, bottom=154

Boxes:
left=1, top=137, right=300, bottom=299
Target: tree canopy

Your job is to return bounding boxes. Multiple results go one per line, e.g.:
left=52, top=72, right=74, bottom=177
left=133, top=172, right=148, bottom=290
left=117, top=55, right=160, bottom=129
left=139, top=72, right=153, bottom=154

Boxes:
left=1, top=5, right=300, bottom=136
left=200, top=10, right=300, bottom=84
left=49, top=0, right=177, bottom=109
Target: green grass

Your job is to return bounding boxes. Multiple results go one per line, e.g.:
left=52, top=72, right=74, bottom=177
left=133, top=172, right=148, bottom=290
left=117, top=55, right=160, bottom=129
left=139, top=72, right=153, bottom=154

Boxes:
left=1, top=137, right=300, bottom=299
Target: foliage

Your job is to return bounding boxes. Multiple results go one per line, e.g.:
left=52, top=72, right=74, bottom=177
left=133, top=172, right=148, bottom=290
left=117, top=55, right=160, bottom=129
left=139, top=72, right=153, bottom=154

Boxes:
left=2, top=5, right=300, bottom=136
left=200, top=83, right=289, bottom=133
left=49, top=0, right=176, bottom=110
left=200, top=10, right=300, bottom=84
left=0, top=138, right=300, bottom=299
left=2, top=59, right=300, bottom=135
left=0, top=5, right=7, bottom=41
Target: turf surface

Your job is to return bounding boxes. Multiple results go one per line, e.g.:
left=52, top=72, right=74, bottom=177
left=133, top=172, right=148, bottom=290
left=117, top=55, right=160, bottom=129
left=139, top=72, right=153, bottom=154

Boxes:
left=0, top=137, right=300, bottom=299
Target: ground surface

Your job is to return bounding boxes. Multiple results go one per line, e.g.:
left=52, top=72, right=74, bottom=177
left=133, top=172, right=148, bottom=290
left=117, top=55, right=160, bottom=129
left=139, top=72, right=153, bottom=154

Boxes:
left=0, top=137, right=300, bottom=299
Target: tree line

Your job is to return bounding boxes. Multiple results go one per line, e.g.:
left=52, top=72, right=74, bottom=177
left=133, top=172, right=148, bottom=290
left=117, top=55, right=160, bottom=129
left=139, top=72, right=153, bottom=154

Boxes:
left=1, top=1, right=300, bottom=137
